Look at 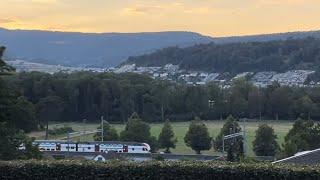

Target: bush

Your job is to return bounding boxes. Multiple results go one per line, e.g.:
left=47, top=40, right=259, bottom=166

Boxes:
left=48, top=126, right=73, bottom=136
left=0, top=160, right=320, bottom=180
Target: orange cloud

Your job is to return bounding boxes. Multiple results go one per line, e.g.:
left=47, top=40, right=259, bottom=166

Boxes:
left=0, top=18, right=15, bottom=24
left=123, top=4, right=163, bottom=15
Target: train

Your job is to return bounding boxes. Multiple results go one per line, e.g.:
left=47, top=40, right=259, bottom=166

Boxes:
left=22, top=140, right=151, bottom=154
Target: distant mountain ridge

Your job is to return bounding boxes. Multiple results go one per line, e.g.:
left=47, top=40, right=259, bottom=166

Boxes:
left=1, top=28, right=320, bottom=68
left=213, top=30, right=320, bottom=44
left=0, top=28, right=213, bottom=67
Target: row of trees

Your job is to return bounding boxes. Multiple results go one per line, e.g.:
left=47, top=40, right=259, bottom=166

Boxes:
left=93, top=113, right=320, bottom=159
left=2, top=70, right=320, bottom=133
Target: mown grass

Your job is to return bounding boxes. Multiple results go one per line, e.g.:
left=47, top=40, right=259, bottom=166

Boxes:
left=41, top=120, right=293, bottom=156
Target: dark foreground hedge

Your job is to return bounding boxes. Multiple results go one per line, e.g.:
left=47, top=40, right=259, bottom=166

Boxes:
left=0, top=160, right=320, bottom=180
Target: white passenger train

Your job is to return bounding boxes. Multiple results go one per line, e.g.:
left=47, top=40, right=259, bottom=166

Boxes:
left=29, top=140, right=151, bottom=154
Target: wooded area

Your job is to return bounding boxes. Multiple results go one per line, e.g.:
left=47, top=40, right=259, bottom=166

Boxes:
left=127, top=37, right=320, bottom=81
left=2, top=70, right=320, bottom=134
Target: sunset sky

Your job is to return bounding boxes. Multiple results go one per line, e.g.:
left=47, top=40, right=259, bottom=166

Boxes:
left=1, top=0, right=320, bottom=37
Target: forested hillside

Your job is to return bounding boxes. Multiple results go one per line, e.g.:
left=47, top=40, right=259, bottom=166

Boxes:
left=0, top=28, right=213, bottom=67
left=126, top=37, right=320, bottom=74
left=3, top=71, right=320, bottom=125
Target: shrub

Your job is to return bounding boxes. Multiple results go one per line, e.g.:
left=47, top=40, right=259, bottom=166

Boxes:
left=0, top=160, right=320, bottom=180
left=48, top=126, right=73, bottom=136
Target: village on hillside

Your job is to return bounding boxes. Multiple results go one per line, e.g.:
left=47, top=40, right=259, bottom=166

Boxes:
left=6, top=60, right=319, bottom=88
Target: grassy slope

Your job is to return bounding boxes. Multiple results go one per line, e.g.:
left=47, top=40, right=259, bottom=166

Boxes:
left=41, top=120, right=293, bottom=156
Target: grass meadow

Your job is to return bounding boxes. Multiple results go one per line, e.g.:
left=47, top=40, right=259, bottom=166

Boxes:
left=39, top=120, right=294, bottom=156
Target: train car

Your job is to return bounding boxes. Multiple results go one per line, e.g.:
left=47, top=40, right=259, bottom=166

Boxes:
left=30, top=140, right=151, bottom=154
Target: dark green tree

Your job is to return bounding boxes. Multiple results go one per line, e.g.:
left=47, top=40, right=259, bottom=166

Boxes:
left=0, top=122, right=41, bottom=160
left=158, top=119, right=177, bottom=153
left=283, top=118, right=320, bottom=157
left=0, top=46, right=14, bottom=74
left=267, top=87, right=292, bottom=120
left=94, top=121, right=119, bottom=141
left=214, top=115, right=244, bottom=161
left=293, top=95, right=316, bottom=120
left=184, top=117, right=212, bottom=154
left=8, top=96, right=38, bottom=133
left=120, top=113, right=158, bottom=152
left=36, top=96, right=65, bottom=139
left=253, top=124, right=279, bottom=156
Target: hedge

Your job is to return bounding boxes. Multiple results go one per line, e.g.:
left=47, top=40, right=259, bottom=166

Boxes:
left=0, top=160, right=320, bottom=180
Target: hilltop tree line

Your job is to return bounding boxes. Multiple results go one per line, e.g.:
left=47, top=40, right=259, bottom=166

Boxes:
left=2, top=71, right=320, bottom=133
left=127, top=37, right=320, bottom=79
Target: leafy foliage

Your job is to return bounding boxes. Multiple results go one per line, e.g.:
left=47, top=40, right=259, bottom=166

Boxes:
left=214, top=115, right=244, bottom=161
left=253, top=124, right=279, bottom=156
left=0, top=123, right=41, bottom=160
left=158, top=119, right=177, bottom=153
left=127, top=37, right=320, bottom=74
left=184, top=117, right=212, bottom=154
left=48, top=126, right=74, bottom=136
left=1, top=160, right=320, bottom=180
left=120, top=113, right=158, bottom=152
left=3, top=71, right=320, bottom=124
left=283, top=118, right=320, bottom=156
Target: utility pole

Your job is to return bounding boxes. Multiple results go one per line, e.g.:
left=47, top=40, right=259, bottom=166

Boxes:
left=242, top=118, right=247, bottom=158
left=82, top=119, right=86, bottom=142
left=45, top=119, right=49, bottom=140
left=67, top=131, right=70, bottom=157
left=101, top=116, right=104, bottom=142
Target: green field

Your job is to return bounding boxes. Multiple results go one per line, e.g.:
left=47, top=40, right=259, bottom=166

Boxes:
left=39, top=120, right=293, bottom=156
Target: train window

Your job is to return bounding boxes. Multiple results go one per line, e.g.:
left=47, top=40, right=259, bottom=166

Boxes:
left=71, top=147, right=74, bottom=149
left=51, top=149, right=54, bottom=151
left=132, top=148, right=135, bottom=151
left=119, top=150, right=122, bottom=153
left=88, top=147, right=91, bottom=150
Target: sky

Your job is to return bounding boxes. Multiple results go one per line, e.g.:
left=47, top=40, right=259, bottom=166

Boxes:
left=1, top=0, right=320, bottom=37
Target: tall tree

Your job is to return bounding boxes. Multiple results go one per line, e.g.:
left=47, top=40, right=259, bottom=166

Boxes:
left=267, top=87, right=292, bottom=120
left=283, top=118, right=320, bottom=156
left=36, top=96, right=65, bottom=139
left=293, top=95, right=316, bottom=120
left=253, top=124, right=279, bottom=156
left=184, top=117, right=212, bottom=154
left=0, top=122, right=41, bottom=160
left=158, top=119, right=177, bottom=153
left=0, top=46, right=14, bottom=74
left=120, top=113, right=158, bottom=152
left=214, top=115, right=244, bottom=161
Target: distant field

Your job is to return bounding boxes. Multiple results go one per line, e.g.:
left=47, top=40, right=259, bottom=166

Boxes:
left=35, top=120, right=293, bottom=156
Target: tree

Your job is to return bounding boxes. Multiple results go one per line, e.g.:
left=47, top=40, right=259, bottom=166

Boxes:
left=158, top=119, right=177, bottom=153
left=8, top=96, right=38, bottom=133
left=94, top=121, right=119, bottom=141
left=283, top=118, right=320, bottom=157
left=120, top=113, right=158, bottom=152
left=0, top=46, right=14, bottom=74
left=0, top=122, right=41, bottom=160
left=184, top=117, right=212, bottom=154
left=267, top=87, right=292, bottom=120
left=214, top=115, right=243, bottom=161
left=293, top=95, right=316, bottom=120
left=36, top=96, right=65, bottom=139
left=253, top=124, right=279, bottom=156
